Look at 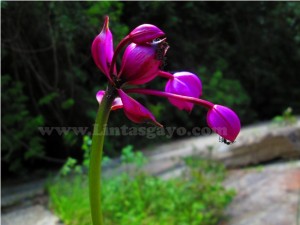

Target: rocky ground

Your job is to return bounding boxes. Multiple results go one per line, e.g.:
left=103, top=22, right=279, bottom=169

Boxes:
left=223, top=161, right=300, bottom=225
left=2, top=120, right=300, bottom=225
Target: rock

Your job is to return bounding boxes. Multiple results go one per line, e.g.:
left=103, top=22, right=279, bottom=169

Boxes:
left=105, top=119, right=300, bottom=176
left=1, top=179, right=46, bottom=208
left=1, top=205, right=61, bottom=225
left=213, top=122, right=300, bottom=168
left=222, top=161, right=300, bottom=225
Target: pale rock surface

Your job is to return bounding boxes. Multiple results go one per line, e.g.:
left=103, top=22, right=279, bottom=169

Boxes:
left=2, top=205, right=61, bottom=225
left=222, top=161, right=300, bottom=225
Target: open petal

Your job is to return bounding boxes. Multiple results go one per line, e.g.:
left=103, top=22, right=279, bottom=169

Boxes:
left=165, top=72, right=202, bottom=112
left=129, top=24, right=165, bottom=44
left=118, top=89, right=162, bottom=127
left=91, top=16, right=114, bottom=78
left=206, top=105, right=241, bottom=142
left=96, top=90, right=123, bottom=110
left=119, top=43, right=162, bottom=85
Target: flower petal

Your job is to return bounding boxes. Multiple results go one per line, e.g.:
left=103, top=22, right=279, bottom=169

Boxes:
left=165, top=72, right=202, bottom=111
left=206, top=105, right=241, bottom=142
left=118, top=89, right=162, bottom=127
left=91, top=16, right=114, bottom=78
left=129, top=24, right=165, bottom=44
left=119, top=43, right=163, bottom=85
left=96, top=90, right=123, bottom=110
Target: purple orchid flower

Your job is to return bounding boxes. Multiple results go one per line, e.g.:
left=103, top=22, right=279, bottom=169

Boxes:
left=118, top=39, right=169, bottom=85
left=92, top=16, right=241, bottom=143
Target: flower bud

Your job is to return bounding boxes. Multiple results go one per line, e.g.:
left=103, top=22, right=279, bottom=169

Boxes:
left=206, top=105, right=241, bottom=142
left=165, top=72, right=202, bottom=112
left=119, top=39, right=169, bottom=85
left=129, top=24, right=165, bottom=44
left=91, top=16, right=114, bottom=78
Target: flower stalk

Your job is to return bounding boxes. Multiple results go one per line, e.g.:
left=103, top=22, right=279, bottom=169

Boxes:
left=158, top=70, right=174, bottom=79
left=89, top=84, right=116, bottom=225
left=125, top=88, right=214, bottom=109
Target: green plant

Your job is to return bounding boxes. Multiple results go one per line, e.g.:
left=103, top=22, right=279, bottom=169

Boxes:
left=272, top=107, right=297, bottom=126
left=48, top=150, right=235, bottom=225
left=1, top=75, right=45, bottom=173
left=120, top=145, right=148, bottom=168
left=58, top=140, right=146, bottom=178
left=58, top=135, right=95, bottom=176
left=59, top=158, right=79, bottom=176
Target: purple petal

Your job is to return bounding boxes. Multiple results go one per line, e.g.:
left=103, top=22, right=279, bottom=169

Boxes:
left=206, top=105, right=241, bottom=142
left=91, top=16, right=114, bottom=78
left=119, top=43, right=162, bottom=85
left=96, top=90, right=123, bottom=110
left=117, top=89, right=162, bottom=127
left=165, top=72, right=202, bottom=111
left=129, top=24, right=165, bottom=44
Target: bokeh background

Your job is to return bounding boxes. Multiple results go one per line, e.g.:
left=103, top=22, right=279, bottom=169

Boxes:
left=2, top=1, right=300, bottom=177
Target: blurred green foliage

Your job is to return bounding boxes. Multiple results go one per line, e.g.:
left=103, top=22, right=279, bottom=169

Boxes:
left=199, top=67, right=253, bottom=123
left=2, top=75, right=45, bottom=173
left=2, top=2, right=300, bottom=174
left=272, top=107, right=297, bottom=126
left=120, top=145, right=148, bottom=168
left=48, top=146, right=234, bottom=225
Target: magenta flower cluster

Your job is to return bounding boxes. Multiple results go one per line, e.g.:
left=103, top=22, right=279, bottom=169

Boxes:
left=92, top=16, right=240, bottom=143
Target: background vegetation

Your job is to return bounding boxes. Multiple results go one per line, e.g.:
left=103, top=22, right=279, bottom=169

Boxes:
left=2, top=2, right=300, bottom=175
left=48, top=144, right=235, bottom=225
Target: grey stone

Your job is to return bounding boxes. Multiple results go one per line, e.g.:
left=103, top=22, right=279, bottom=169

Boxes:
left=1, top=179, right=46, bottom=208
left=213, top=122, right=300, bottom=168
left=1, top=205, right=61, bottom=225
left=223, top=161, right=300, bottom=225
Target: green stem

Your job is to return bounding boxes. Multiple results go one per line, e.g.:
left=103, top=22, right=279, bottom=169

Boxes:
left=89, top=85, right=116, bottom=225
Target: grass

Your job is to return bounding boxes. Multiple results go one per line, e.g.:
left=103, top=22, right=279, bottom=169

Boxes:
left=47, top=156, right=234, bottom=225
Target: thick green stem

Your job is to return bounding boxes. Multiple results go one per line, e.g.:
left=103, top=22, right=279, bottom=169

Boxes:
left=89, top=85, right=116, bottom=225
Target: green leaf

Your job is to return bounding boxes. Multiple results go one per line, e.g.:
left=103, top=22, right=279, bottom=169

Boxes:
left=61, top=98, right=75, bottom=109
left=38, top=92, right=59, bottom=106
